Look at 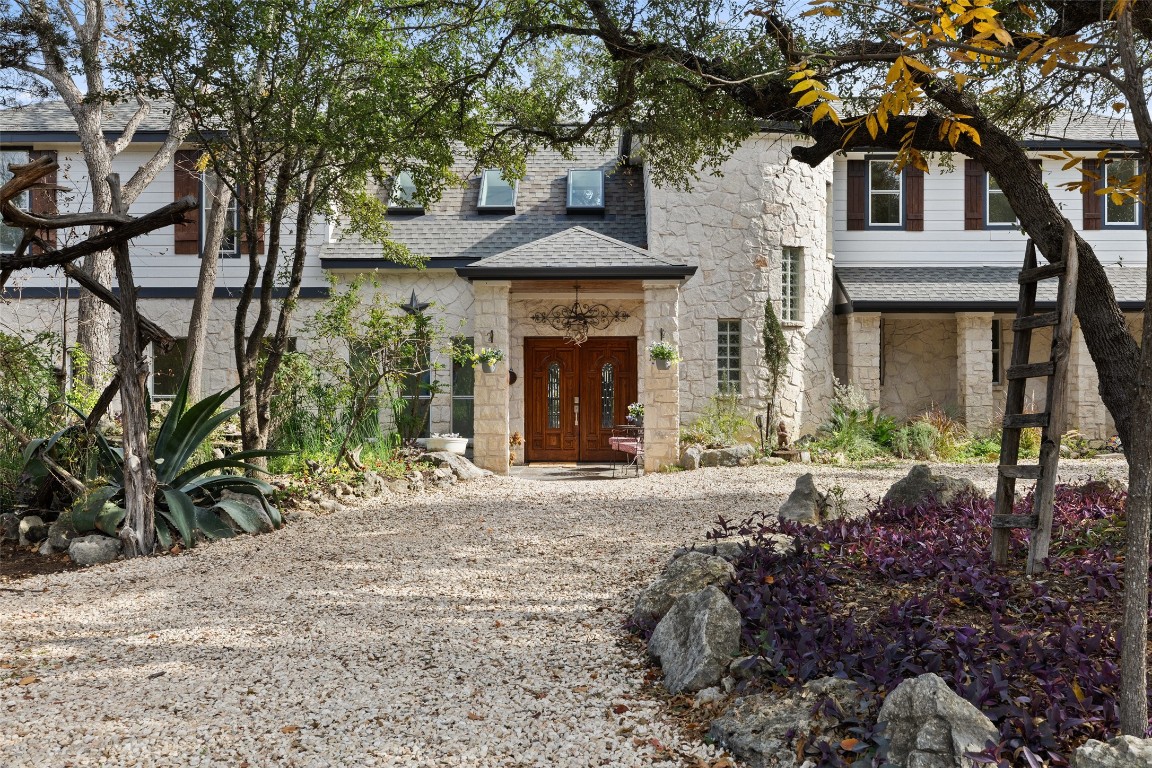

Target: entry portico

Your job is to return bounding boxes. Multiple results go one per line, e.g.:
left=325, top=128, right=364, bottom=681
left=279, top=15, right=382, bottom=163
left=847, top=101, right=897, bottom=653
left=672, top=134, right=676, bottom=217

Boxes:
left=458, top=228, right=695, bottom=473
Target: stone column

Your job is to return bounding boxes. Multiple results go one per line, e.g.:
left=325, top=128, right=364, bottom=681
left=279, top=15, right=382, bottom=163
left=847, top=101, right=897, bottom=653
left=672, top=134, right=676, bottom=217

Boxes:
left=642, top=281, right=681, bottom=472
left=955, top=312, right=994, bottom=432
left=844, top=312, right=881, bottom=404
left=471, top=281, right=511, bottom=474
left=1069, top=322, right=1108, bottom=440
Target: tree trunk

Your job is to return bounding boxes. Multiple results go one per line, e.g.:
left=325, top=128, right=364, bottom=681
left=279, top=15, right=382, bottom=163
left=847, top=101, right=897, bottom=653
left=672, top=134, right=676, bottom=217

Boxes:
left=76, top=141, right=116, bottom=389
left=183, top=180, right=231, bottom=404
left=108, top=175, right=156, bottom=557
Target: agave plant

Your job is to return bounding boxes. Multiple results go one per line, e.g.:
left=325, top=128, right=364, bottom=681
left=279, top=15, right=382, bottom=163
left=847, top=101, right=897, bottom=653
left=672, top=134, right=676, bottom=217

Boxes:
left=67, top=376, right=285, bottom=549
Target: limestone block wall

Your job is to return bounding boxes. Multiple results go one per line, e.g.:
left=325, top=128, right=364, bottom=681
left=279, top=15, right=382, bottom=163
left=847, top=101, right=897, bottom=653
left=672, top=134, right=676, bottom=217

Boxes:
left=646, top=135, right=834, bottom=440
left=879, top=317, right=957, bottom=421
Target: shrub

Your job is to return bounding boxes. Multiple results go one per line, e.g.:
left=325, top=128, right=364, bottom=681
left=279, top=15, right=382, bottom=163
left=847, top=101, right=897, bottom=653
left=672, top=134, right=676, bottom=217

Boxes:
left=707, top=482, right=1145, bottom=767
left=680, top=394, right=757, bottom=448
left=0, top=331, right=64, bottom=502
left=811, top=381, right=896, bottom=460
left=58, top=376, right=283, bottom=549
left=891, top=421, right=940, bottom=459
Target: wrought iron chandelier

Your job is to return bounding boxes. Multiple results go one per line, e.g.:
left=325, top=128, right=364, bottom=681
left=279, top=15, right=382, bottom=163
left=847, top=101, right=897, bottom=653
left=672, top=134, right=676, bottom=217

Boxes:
left=530, top=285, right=630, bottom=345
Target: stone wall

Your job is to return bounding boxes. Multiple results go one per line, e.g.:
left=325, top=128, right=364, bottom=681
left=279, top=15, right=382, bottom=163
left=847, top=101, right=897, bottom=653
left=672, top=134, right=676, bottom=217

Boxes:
left=646, top=135, right=834, bottom=441
left=880, top=317, right=957, bottom=421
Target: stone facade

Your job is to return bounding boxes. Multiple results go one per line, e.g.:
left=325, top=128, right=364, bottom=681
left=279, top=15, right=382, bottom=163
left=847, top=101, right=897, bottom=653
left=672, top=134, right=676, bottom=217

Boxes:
left=879, top=318, right=958, bottom=422
left=646, top=135, right=835, bottom=440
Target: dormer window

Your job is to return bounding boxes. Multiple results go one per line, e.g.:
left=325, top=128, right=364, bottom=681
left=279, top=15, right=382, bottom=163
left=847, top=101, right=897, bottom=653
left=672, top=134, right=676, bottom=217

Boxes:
left=388, top=171, right=422, bottom=213
left=478, top=169, right=516, bottom=213
left=567, top=170, right=604, bottom=212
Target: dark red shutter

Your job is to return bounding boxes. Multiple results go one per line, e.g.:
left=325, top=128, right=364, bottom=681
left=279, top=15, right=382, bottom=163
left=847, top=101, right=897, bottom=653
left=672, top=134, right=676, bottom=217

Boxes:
left=964, top=159, right=985, bottom=230
left=847, top=160, right=866, bottom=230
left=174, top=150, right=202, bottom=254
left=1082, top=159, right=1102, bottom=231
left=28, top=150, right=58, bottom=249
left=904, top=165, right=924, bottom=231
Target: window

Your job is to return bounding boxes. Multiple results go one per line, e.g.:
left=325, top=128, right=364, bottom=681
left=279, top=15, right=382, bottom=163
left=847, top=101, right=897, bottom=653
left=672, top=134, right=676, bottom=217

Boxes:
left=567, top=170, right=604, bottom=211
left=151, top=338, right=189, bottom=400
left=717, top=320, right=741, bottom=394
left=201, top=170, right=239, bottom=257
left=451, top=337, right=475, bottom=439
left=600, top=363, right=615, bottom=428
left=1104, top=157, right=1141, bottom=226
left=986, top=173, right=1016, bottom=226
left=399, top=348, right=432, bottom=439
left=992, top=319, right=1002, bottom=384
left=478, top=169, right=517, bottom=212
left=868, top=160, right=902, bottom=226
left=1, top=150, right=30, bottom=255
left=781, top=247, right=803, bottom=323
left=388, top=171, right=422, bottom=212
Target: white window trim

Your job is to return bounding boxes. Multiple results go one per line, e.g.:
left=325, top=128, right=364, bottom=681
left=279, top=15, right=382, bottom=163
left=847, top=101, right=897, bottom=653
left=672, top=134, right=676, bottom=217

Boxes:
left=717, top=319, right=742, bottom=394
left=566, top=169, right=605, bottom=210
left=985, top=173, right=1017, bottom=227
left=867, top=159, right=903, bottom=227
left=388, top=171, right=422, bottom=212
left=478, top=169, right=517, bottom=211
left=200, top=172, right=239, bottom=258
left=781, top=247, right=803, bottom=323
left=1, top=149, right=31, bottom=255
left=1103, top=158, right=1141, bottom=227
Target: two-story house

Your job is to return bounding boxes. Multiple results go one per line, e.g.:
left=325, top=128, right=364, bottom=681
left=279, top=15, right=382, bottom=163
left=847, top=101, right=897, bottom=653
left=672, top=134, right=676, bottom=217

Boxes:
left=0, top=102, right=1141, bottom=473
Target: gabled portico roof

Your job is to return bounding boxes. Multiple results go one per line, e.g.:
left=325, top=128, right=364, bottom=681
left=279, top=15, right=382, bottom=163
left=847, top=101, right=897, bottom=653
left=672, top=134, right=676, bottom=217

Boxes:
left=456, top=226, right=695, bottom=280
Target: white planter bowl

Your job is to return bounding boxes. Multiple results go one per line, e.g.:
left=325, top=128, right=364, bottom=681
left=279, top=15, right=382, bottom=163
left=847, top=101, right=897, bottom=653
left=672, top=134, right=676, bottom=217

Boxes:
left=426, top=437, right=468, bottom=455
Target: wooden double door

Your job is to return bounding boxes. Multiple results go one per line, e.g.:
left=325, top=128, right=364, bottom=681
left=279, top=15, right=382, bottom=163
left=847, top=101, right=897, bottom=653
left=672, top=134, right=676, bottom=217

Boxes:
left=525, top=337, right=637, bottom=463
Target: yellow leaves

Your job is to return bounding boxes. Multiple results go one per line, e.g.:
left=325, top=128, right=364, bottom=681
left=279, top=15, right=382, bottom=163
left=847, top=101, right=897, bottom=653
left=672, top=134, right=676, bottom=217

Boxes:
left=937, top=116, right=981, bottom=148
left=789, top=67, right=841, bottom=126
left=800, top=1, right=842, bottom=18
left=1071, top=679, right=1087, bottom=705
left=17, top=676, right=39, bottom=686
left=280, top=725, right=301, bottom=733
left=1112, top=102, right=1127, bottom=113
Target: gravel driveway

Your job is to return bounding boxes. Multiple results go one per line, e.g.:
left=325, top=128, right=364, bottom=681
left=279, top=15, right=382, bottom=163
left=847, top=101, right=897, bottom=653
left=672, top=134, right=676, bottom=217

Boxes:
left=0, top=457, right=1127, bottom=768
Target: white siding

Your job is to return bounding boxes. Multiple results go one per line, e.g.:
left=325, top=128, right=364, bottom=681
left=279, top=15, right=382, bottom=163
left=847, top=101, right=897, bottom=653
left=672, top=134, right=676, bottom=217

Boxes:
left=831, top=153, right=1146, bottom=267
left=7, top=144, right=330, bottom=291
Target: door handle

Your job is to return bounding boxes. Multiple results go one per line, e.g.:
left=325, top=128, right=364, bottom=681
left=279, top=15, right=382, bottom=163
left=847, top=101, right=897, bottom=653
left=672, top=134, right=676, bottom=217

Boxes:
left=574, top=396, right=579, bottom=427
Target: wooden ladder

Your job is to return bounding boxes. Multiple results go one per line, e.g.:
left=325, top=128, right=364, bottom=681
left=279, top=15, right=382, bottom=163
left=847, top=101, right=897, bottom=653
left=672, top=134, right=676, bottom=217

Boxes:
left=991, top=222, right=1078, bottom=575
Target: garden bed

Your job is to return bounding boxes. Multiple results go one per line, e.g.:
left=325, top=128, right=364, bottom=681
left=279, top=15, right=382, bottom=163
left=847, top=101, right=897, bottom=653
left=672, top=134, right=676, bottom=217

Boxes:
left=703, top=481, right=1146, bottom=766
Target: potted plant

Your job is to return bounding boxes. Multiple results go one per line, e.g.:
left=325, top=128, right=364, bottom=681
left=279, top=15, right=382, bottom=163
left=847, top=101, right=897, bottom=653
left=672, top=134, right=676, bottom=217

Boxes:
left=626, top=402, right=644, bottom=426
left=647, top=340, right=680, bottom=370
left=426, top=432, right=468, bottom=454
left=475, top=347, right=505, bottom=373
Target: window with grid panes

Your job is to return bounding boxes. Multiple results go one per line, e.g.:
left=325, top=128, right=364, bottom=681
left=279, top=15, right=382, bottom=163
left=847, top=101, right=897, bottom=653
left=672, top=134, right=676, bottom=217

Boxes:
left=1, top=150, right=30, bottom=254
left=151, top=339, right=188, bottom=399
left=717, top=320, right=741, bottom=394
left=451, top=337, right=475, bottom=438
left=781, top=247, right=803, bottom=322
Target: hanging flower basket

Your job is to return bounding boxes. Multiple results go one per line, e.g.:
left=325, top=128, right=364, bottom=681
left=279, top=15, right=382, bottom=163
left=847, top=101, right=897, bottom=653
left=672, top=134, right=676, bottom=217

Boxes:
left=647, top=340, right=680, bottom=369
left=475, top=347, right=505, bottom=373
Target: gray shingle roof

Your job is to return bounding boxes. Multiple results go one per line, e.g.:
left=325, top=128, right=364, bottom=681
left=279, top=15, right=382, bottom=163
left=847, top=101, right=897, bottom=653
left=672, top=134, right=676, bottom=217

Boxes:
left=324, top=215, right=647, bottom=262
left=1024, top=112, right=1138, bottom=146
left=836, top=265, right=1146, bottom=310
left=0, top=99, right=177, bottom=134
left=468, top=226, right=681, bottom=269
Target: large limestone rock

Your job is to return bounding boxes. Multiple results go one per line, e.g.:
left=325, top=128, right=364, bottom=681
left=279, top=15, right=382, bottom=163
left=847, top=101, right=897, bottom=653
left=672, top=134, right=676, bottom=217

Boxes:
left=777, top=473, right=825, bottom=525
left=883, top=465, right=983, bottom=507
left=670, top=537, right=753, bottom=565
left=680, top=445, right=704, bottom=470
left=877, top=673, right=998, bottom=768
left=701, top=445, right=757, bottom=468
left=48, top=510, right=80, bottom=551
left=709, top=677, right=868, bottom=768
left=425, top=451, right=491, bottom=481
left=1, top=512, right=20, bottom=542
left=18, top=514, right=48, bottom=545
left=68, top=534, right=122, bottom=566
left=648, top=586, right=741, bottom=694
left=634, top=551, right=735, bottom=624
left=1073, top=736, right=1152, bottom=768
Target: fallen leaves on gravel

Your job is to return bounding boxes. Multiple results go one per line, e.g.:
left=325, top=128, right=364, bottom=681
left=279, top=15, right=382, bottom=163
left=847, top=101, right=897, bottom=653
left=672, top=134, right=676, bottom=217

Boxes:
left=280, top=725, right=301, bottom=733
left=17, top=676, right=38, bottom=686
left=466, top=712, right=485, bottom=721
